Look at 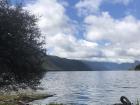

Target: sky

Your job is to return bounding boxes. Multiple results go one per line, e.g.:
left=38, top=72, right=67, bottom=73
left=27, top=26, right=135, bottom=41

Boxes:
left=14, top=0, right=140, bottom=63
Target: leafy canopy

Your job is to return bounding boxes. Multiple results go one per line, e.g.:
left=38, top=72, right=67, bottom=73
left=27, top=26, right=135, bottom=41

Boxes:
left=0, top=0, right=46, bottom=86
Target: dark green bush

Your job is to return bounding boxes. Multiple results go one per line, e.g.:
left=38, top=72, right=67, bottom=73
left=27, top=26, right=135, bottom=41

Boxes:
left=0, top=0, right=46, bottom=87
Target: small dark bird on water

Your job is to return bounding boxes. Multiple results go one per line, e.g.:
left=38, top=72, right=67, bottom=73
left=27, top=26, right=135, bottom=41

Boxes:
left=114, top=96, right=132, bottom=105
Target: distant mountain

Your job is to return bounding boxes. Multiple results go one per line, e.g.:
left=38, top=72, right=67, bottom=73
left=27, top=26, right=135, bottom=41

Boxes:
left=83, top=61, right=138, bottom=71
left=43, top=55, right=92, bottom=71
left=43, top=55, right=139, bottom=71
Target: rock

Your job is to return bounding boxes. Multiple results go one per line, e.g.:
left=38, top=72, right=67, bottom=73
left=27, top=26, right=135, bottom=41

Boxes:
left=113, top=96, right=132, bottom=105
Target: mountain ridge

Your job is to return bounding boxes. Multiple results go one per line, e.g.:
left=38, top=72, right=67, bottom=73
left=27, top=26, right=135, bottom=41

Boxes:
left=43, top=55, right=139, bottom=71
left=43, top=55, right=92, bottom=71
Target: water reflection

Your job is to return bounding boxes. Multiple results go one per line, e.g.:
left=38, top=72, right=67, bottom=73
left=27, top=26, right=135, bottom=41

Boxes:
left=33, top=71, right=140, bottom=105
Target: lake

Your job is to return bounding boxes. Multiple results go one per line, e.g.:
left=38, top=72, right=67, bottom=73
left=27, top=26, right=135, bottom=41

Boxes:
left=33, top=71, right=140, bottom=105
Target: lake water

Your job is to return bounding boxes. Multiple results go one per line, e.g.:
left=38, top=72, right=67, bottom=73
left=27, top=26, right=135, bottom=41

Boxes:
left=33, top=71, right=140, bottom=105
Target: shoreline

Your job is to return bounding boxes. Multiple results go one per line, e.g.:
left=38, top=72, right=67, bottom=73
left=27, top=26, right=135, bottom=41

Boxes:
left=0, top=90, right=54, bottom=105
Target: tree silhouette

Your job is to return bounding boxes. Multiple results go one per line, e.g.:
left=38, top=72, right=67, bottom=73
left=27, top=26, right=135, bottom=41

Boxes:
left=0, top=0, right=46, bottom=86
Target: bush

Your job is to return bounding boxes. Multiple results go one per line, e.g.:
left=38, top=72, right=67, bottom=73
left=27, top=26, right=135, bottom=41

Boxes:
left=0, top=0, right=46, bottom=87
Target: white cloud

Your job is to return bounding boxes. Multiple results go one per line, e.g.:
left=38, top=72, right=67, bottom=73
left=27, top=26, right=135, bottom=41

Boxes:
left=24, top=0, right=140, bottom=63
left=26, top=0, right=72, bottom=36
left=84, top=12, right=140, bottom=61
left=49, top=33, right=99, bottom=59
left=113, top=0, right=132, bottom=5
left=25, top=0, right=76, bottom=47
left=25, top=0, right=100, bottom=60
left=75, top=0, right=132, bottom=15
left=75, top=0, right=102, bottom=15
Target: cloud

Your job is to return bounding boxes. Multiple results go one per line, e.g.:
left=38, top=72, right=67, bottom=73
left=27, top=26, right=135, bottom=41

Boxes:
left=25, top=0, right=75, bottom=48
left=24, top=0, right=140, bottom=63
left=75, top=0, right=132, bottom=15
left=84, top=12, right=140, bottom=61
left=75, top=0, right=102, bottom=15
left=25, top=0, right=100, bottom=60
left=26, top=0, right=71, bottom=35
left=112, top=0, right=132, bottom=5
left=50, top=34, right=99, bottom=59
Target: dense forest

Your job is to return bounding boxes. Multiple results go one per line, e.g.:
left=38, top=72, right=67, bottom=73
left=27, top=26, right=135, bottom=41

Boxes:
left=0, top=0, right=46, bottom=88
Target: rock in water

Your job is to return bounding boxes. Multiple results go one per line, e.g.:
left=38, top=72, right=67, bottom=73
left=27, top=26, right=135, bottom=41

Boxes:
left=114, top=96, right=132, bottom=105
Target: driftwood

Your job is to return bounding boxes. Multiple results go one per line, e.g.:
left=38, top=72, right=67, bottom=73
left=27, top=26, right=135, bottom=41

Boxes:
left=114, top=96, right=132, bottom=105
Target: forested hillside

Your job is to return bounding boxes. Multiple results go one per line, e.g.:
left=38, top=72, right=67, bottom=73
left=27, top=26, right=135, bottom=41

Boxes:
left=43, top=56, right=92, bottom=71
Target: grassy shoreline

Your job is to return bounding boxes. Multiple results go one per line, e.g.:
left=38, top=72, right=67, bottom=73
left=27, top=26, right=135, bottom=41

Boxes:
left=0, top=90, right=54, bottom=105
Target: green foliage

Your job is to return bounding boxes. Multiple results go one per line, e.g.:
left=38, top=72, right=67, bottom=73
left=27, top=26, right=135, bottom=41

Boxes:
left=0, top=0, right=46, bottom=87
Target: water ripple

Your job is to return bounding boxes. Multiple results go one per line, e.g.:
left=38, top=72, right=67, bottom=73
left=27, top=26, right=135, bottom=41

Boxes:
left=33, top=71, right=140, bottom=105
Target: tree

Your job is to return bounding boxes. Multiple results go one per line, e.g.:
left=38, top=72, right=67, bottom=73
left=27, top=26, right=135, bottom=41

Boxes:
left=0, top=0, right=46, bottom=87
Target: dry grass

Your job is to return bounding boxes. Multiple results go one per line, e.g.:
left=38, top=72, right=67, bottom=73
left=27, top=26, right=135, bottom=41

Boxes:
left=0, top=91, right=53, bottom=105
